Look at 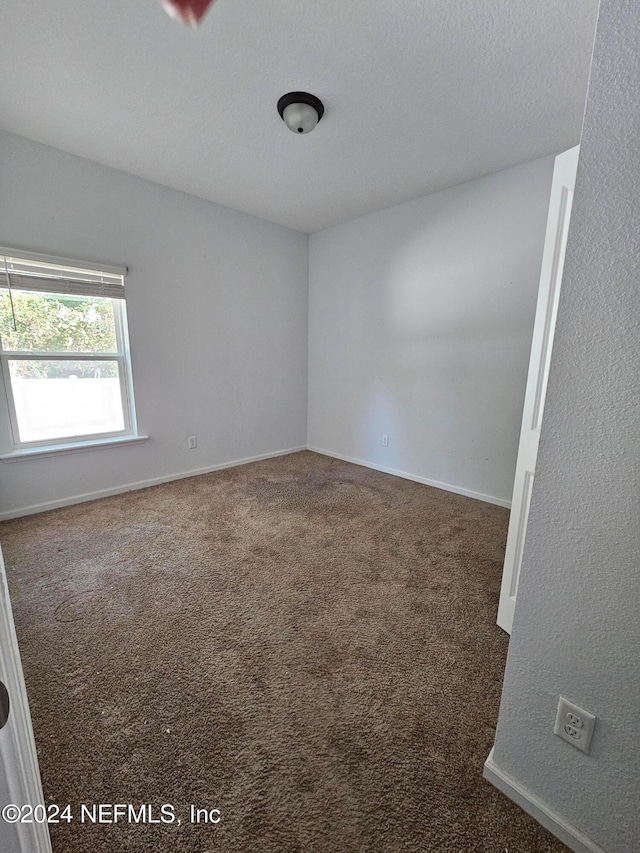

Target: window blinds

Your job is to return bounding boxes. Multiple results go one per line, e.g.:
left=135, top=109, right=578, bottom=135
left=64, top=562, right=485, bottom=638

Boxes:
left=0, top=248, right=126, bottom=299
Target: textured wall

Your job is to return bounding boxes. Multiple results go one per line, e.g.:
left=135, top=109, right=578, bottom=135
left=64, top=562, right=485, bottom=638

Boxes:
left=0, top=131, right=309, bottom=517
left=492, top=1, right=640, bottom=850
left=308, top=157, right=554, bottom=505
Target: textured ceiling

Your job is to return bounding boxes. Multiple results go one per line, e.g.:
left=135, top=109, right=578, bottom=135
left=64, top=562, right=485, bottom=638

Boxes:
left=0, top=0, right=598, bottom=233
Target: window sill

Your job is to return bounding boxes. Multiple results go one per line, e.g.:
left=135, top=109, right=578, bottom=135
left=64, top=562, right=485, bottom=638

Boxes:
left=0, top=434, right=149, bottom=462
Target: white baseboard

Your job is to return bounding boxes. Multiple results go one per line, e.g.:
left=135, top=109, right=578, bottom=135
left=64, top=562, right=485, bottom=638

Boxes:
left=0, top=446, right=307, bottom=520
left=483, top=748, right=606, bottom=853
left=1, top=444, right=510, bottom=520
left=307, top=446, right=511, bottom=508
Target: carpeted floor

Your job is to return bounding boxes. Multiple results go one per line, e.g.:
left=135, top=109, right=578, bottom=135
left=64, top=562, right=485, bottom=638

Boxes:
left=0, top=450, right=567, bottom=852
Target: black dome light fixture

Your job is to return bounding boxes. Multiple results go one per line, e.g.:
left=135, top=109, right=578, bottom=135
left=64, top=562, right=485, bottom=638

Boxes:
left=277, top=92, right=324, bottom=135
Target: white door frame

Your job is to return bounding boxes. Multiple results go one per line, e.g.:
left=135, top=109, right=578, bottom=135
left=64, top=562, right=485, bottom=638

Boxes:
left=0, top=546, right=52, bottom=853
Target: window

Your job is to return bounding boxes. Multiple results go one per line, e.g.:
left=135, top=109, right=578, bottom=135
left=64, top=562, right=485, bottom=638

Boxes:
left=0, top=249, right=140, bottom=452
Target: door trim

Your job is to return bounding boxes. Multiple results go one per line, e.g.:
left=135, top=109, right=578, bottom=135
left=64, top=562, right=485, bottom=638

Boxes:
left=0, top=548, right=52, bottom=853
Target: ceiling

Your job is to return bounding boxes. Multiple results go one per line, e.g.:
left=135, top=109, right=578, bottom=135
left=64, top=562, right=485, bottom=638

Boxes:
left=0, top=0, right=599, bottom=233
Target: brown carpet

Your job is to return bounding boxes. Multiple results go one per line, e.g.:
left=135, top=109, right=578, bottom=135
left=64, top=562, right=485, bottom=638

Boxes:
left=0, top=450, right=567, bottom=852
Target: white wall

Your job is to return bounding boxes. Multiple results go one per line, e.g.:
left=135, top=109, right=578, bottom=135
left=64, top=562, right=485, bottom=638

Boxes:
left=307, top=156, right=554, bottom=505
left=491, top=1, right=640, bottom=851
left=0, top=130, right=309, bottom=518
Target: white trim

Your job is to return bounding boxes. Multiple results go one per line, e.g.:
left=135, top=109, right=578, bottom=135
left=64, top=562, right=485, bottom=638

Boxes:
left=0, top=446, right=307, bottom=520
left=0, top=547, right=52, bottom=853
left=483, top=748, right=606, bottom=853
left=0, top=443, right=509, bottom=519
left=307, top=446, right=511, bottom=508
left=0, top=434, right=149, bottom=462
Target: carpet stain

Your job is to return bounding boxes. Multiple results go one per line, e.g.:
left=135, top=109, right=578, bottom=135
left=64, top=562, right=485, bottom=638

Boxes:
left=0, top=451, right=568, bottom=852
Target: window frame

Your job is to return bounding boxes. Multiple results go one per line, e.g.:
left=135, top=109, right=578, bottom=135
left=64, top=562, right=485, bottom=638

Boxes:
left=0, top=249, right=140, bottom=452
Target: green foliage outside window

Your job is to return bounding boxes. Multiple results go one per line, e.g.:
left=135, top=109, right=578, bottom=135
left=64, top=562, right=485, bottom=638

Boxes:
left=0, top=290, right=119, bottom=378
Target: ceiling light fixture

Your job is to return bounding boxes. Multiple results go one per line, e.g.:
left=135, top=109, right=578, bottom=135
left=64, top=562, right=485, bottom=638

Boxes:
left=277, top=92, right=324, bottom=135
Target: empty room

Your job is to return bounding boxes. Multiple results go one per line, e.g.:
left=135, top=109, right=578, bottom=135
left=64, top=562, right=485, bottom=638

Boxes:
left=0, top=1, right=638, bottom=852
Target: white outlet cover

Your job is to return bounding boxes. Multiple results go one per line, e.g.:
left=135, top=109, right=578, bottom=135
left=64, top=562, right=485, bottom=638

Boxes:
left=554, top=696, right=596, bottom=754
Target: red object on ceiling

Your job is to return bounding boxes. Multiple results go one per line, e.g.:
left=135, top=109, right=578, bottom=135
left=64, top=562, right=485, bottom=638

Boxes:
left=160, top=0, right=216, bottom=26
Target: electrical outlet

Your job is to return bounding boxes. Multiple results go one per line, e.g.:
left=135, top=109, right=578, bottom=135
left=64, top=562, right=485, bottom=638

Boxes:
left=554, top=697, right=596, bottom=754
left=187, top=435, right=197, bottom=449
left=382, top=435, right=389, bottom=447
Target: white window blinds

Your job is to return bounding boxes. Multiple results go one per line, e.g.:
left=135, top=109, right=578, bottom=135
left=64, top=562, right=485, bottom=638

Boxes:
left=0, top=248, right=126, bottom=299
